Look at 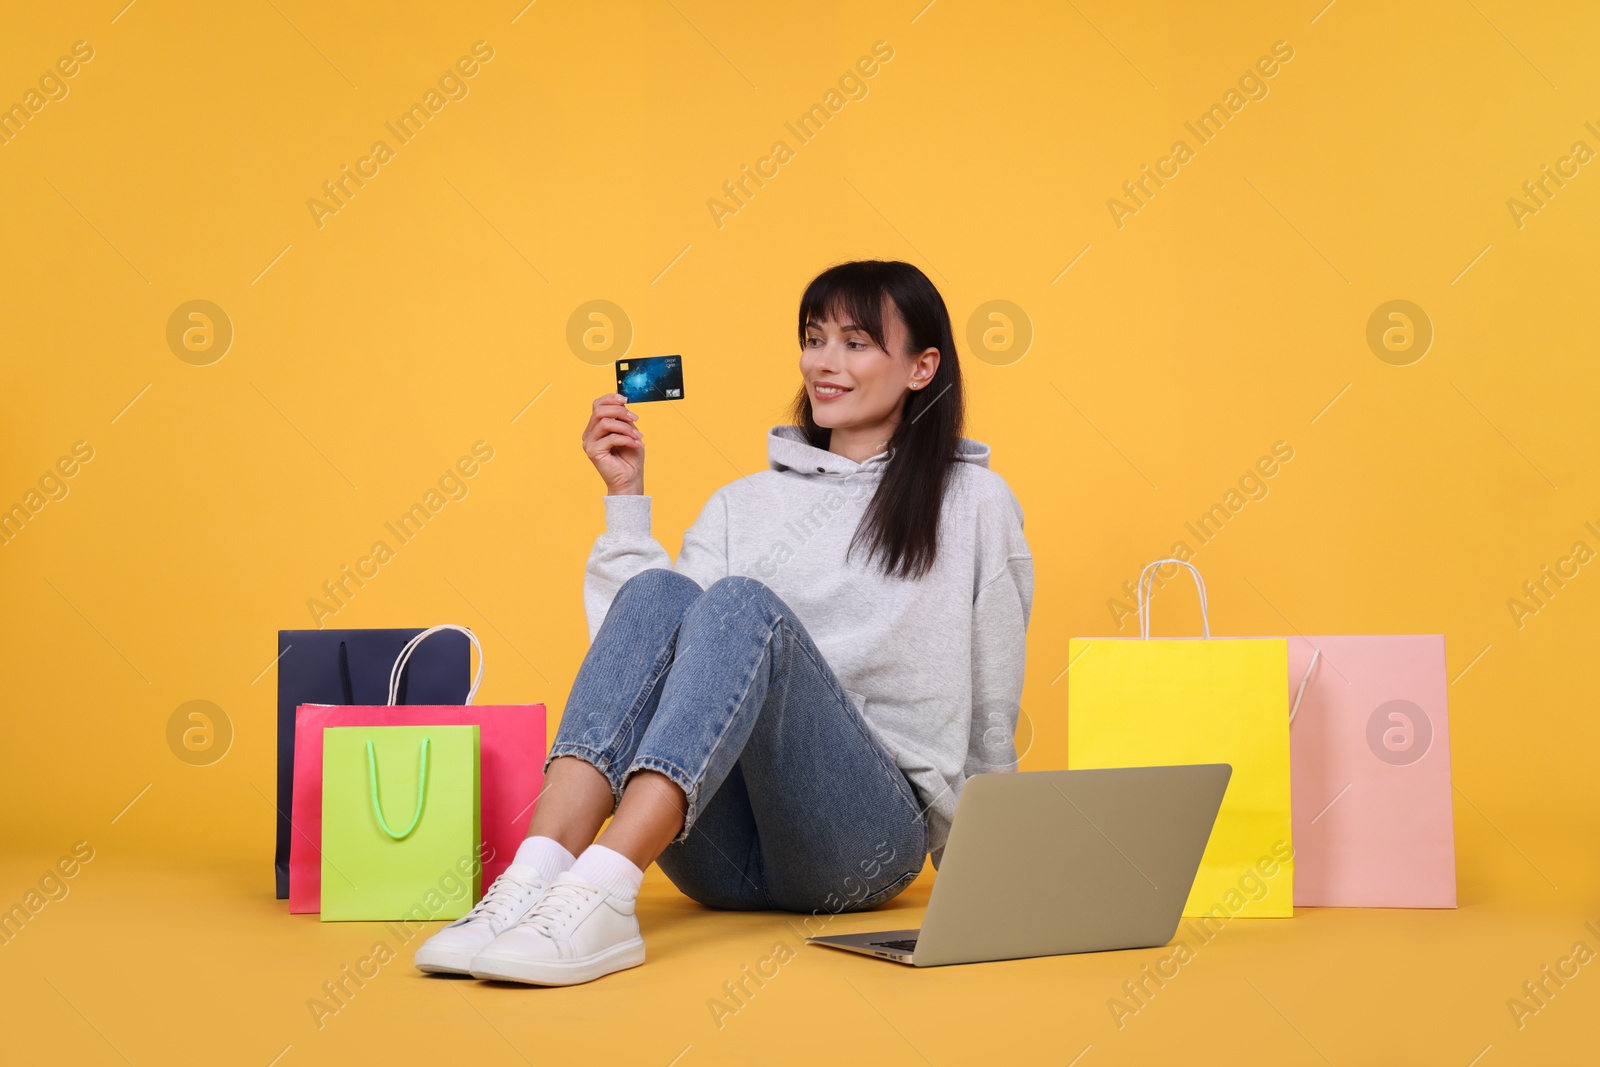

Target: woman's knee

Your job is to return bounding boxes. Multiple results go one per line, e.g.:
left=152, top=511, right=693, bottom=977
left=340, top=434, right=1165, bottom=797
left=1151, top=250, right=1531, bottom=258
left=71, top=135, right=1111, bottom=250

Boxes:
left=682, top=575, right=781, bottom=628
left=616, top=567, right=703, bottom=606
left=702, top=574, right=776, bottom=601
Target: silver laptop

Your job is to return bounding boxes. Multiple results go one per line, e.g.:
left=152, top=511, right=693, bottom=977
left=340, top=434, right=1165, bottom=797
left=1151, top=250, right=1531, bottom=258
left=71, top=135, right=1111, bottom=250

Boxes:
left=806, top=764, right=1231, bottom=966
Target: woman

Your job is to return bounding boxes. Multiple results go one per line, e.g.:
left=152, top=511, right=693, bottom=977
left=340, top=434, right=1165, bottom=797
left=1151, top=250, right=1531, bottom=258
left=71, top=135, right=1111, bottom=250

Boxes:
left=415, top=259, right=1033, bottom=985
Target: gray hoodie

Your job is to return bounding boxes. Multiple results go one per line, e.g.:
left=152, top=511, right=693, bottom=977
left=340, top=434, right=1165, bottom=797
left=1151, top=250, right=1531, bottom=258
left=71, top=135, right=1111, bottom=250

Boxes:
left=583, top=424, right=1034, bottom=868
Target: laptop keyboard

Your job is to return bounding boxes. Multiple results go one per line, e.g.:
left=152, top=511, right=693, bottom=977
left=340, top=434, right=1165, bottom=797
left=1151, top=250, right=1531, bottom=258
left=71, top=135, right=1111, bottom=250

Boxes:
left=869, top=938, right=918, bottom=951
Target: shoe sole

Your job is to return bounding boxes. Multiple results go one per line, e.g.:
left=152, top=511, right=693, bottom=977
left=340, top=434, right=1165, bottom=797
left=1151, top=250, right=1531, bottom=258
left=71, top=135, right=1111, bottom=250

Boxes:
left=414, top=945, right=483, bottom=975
left=468, top=938, right=646, bottom=986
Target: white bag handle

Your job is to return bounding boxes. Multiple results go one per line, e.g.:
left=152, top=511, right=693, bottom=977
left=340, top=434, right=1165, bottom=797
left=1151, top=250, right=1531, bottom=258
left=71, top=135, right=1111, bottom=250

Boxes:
left=1137, top=558, right=1210, bottom=639
left=387, top=624, right=484, bottom=706
left=1288, top=646, right=1321, bottom=725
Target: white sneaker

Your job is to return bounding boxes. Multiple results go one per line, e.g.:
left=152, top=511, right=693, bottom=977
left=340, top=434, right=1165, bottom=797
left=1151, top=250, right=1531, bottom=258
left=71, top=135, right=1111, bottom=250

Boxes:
left=468, top=871, right=646, bottom=986
left=413, top=867, right=552, bottom=974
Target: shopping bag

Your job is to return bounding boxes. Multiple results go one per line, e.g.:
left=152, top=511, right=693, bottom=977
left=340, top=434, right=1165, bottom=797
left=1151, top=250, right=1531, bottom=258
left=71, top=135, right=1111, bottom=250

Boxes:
left=1286, top=634, right=1456, bottom=907
left=1068, top=560, right=1294, bottom=918
left=290, top=625, right=546, bottom=913
left=274, top=627, right=471, bottom=897
left=321, top=724, right=481, bottom=922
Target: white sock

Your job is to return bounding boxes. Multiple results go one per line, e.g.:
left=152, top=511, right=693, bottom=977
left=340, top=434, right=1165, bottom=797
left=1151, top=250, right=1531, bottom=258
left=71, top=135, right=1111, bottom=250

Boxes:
left=508, top=835, right=576, bottom=883
left=569, top=844, right=645, bottom=901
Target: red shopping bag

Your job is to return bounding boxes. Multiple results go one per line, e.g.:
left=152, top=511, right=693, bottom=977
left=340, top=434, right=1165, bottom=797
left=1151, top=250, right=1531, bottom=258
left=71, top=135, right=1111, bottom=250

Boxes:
left=289, top=626, right=545, bottom=913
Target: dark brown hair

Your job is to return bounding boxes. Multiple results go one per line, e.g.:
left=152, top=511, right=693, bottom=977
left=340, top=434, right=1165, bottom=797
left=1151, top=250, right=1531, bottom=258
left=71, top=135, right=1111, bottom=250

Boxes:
left=791, top=260, right=966, bottom=580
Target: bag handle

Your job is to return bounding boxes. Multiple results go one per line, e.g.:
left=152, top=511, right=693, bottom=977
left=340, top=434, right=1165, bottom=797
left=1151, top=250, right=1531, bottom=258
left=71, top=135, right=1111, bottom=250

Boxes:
left=1288, top=646, right=1321, bottom=725
left=1137, top=558, right=1210, bottom=639
left=365, top=737, right=430, bottom=840
left=387, top=625, right=484, bottom=706
left=337, top=641, right=356, bottom=705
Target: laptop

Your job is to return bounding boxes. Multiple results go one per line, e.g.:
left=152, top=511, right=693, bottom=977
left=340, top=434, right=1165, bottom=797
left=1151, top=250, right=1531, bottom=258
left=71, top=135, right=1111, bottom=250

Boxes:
left=806, top=764, right=1231, bottom=966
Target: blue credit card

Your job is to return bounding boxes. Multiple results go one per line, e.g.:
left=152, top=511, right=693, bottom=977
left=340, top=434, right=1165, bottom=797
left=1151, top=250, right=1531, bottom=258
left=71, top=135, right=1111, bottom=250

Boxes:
left=616, top=355, right=685, bottom=403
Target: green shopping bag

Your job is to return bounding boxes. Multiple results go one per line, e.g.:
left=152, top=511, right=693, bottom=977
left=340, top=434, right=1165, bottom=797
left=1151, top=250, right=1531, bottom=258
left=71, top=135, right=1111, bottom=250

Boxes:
left=320, top=725, right=480, bottom=922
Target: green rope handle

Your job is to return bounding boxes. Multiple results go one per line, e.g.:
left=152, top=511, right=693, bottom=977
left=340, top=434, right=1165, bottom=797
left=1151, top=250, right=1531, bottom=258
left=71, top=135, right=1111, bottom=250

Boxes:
left=365, top=737, right=430, bottom=840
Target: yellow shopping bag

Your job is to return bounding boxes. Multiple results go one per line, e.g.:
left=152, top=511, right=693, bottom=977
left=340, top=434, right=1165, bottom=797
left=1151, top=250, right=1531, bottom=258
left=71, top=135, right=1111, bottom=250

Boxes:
left=1068, top=560, right=1293, bottom=918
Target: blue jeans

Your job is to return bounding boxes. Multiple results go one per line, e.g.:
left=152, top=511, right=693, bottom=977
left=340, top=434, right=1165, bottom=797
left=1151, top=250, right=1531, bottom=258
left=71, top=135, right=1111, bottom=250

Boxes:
left=545, top=568, right=928, bottom=913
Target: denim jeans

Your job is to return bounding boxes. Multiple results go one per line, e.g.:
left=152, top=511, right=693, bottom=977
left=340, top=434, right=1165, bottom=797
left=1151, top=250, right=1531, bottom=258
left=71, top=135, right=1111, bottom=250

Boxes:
left=546, top=568, right=928, bottom=913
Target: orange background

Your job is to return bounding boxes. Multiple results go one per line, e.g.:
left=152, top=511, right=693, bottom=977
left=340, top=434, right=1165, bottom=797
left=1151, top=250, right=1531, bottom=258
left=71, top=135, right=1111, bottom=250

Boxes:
left=2, top=1, right=1596, bottom=1063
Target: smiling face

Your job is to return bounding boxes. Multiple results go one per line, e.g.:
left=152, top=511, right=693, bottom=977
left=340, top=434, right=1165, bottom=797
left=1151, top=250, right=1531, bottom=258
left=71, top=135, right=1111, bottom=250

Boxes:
left=801, top=297, right=939, bottom=459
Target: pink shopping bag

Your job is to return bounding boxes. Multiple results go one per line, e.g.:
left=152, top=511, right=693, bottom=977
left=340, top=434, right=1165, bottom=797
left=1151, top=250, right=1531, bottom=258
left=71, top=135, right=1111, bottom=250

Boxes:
left=289, top=626, right=545, bottom=913
left=1285, top=634, right=1456, bottom=908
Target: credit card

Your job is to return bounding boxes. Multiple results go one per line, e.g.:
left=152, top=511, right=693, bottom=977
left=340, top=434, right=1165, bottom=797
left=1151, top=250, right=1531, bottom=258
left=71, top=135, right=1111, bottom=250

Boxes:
left=616, top=355, right=685, bottom=403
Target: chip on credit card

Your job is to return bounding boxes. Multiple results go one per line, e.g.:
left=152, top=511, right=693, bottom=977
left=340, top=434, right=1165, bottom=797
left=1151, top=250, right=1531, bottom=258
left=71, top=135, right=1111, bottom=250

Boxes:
left=616, top=355, right=685, bottom=403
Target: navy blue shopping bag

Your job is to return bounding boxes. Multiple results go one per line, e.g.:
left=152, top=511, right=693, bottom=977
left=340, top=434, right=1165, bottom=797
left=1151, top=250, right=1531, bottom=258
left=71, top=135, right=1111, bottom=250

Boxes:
left=273, top=628, right=470, bottom=898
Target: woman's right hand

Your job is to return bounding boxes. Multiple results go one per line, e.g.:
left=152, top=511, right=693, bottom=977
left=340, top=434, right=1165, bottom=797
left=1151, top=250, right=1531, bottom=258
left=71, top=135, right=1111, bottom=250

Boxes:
left=583, top=393, right=645, bottom=495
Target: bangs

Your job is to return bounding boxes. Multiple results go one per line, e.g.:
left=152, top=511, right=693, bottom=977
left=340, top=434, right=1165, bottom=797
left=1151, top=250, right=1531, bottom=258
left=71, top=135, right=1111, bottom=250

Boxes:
left=797, top=266, right=893, bottom=353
